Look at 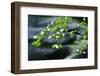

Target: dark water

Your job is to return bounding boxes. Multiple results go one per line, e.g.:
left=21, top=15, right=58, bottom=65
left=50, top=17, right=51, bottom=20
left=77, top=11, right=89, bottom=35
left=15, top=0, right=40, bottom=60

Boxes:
left=28, top=15, right=88, bottom=61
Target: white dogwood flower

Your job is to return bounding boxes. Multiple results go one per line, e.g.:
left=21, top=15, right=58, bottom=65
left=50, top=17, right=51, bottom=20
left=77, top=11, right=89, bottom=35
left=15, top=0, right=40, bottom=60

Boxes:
left=56, top=31, right=60, bottom=34
left=60, top=29, right=64, bottom=32
left=47, top=28, right=51, bottom=31
left=55, top=44, right=59, bottom=48
left=83, top=51, right=86, bottom=54
left=62, top=33, right=65, bottom=36
left=76, top=49, right=79, bottom=52
left=48, top=36, right=52, bottom=39
left=41, top=31, right=44, bottom=35
left=33, top=36, right=37, bottom=39
left=51, top=22, right=54, bottom=25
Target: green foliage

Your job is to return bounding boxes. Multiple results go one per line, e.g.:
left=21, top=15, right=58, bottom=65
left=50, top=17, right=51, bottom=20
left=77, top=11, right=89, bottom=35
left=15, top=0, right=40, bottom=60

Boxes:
left=32, top=16, right=72, bottom=48
left=32, top=16, right=88, bottom=55
left=32, top=40, right=41, bottom=47
left=72, top=17, right=88, bottom=54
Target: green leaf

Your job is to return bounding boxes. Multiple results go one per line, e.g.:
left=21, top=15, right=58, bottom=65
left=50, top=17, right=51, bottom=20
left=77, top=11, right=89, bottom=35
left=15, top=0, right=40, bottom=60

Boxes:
left=70, top=45, right=74, bottom=48
left=83, top=17, right=86, bottom=21
left=32, top=40, right=41, bottom=47
left=83, top=35, right=87, bottom=39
